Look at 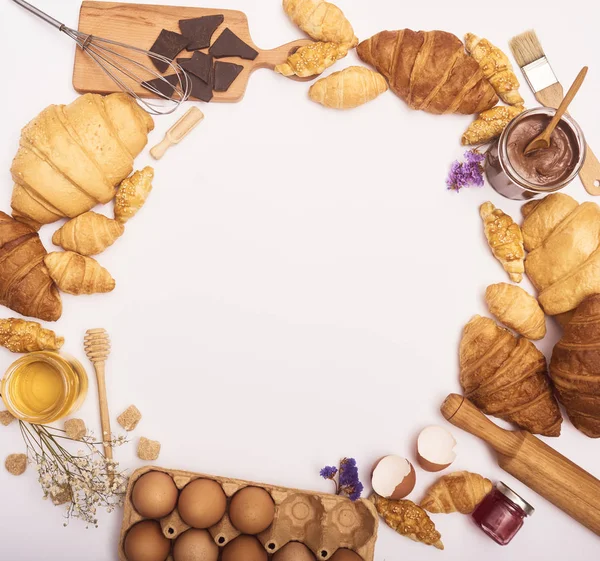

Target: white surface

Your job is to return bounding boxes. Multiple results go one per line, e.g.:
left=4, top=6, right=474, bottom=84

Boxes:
left=1, top=0, right=599, bottom=559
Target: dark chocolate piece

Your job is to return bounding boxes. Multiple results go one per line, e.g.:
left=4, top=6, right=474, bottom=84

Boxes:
left=149, top=29, right=190, bottom=73
left=177, top=51, right=213, bottom=84
left=141, top=74, right=180, bottom=99
left=209, top=28, right=258, bottom=60
left=188, top=73, right=213, bottom=102
left=179, top=14, right=224, bottom=50
left=214, top=61, right=244, bottom=92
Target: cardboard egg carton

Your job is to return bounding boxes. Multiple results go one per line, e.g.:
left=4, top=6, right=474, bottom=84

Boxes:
left=119, top=466, right=378, bottom=561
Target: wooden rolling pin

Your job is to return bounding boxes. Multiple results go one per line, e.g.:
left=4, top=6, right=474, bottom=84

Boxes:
left=441, top=394, right=600, bottom=536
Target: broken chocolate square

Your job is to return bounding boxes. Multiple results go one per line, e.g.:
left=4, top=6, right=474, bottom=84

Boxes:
left=178, top=51, right=213, bottom=84
left=214, top=61, right=244, bottom=92
left=187, top=73, right=213, bottom=102
left=141, top=74, right=180, bottom=99
left=179, top=14, right=224, bottom=51
left=209, top=28, right=258, bottom=60
left=149, top=29, right=190, bottom=73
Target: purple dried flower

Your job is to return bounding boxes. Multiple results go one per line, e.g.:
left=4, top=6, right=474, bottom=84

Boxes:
left=447, top=149, right=486, bottom=192
left=348, top=481, right=364, bottom=502
left=320, top=466, right=338, bottom=480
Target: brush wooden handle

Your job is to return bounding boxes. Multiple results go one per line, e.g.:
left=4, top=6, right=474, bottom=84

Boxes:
left=94, top=361, right=113, bottom=462
left=441, top=394, right=600, bottom=536
left=535, top=84, right=600, bottom=196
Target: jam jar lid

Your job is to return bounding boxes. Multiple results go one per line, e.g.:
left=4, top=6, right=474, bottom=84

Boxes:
left=497, top=482, right=535, bottom=516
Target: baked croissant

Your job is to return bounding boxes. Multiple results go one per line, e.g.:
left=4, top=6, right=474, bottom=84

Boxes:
left=481, top=202, right=525, bottom=283
left=420, top=471, right=492, bottom=514
left=309, top=66, right=388, bottom=109
left=460, top=315, right=562, bottom=436
left=0, top=318, right=64, bottom=353
left=357, top=30, right=498, bottom=115
left=11, top=93, right=154, bottom=229
left=52, top=212, right=124, bottom=256
left=275, top=42, right=345, bottom=77
left=551, top=294, right=600, bottom=437
left=114, top=167, right=154, bottom=224
left=522, top=193, right=600, bottom=316
left=44, top=252, right=115, bottom=295
left=372, top=495, right=443, bottom=549
left=462, top=105, right=524, bottom=145
left=0, top=212, right=61, bottom=321
left=282, top=0, right=358, bottom=52
left=464, top=34, right=524, bottom=107
left=485, top=283, right=546, bottom=340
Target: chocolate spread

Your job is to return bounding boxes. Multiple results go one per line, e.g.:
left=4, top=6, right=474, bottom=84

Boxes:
left=507, top=114, right=579, bottom=186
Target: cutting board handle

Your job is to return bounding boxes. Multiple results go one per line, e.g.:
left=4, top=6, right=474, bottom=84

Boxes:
left=441, top=394, right=523, bottom=457
left=254, top=39, right=315, bottom=71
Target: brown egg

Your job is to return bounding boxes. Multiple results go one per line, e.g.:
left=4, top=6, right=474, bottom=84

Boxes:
left=173, top=529, right=219, bottom=561
left=132, top=471, right=179, bottom=519
left=124, top=520, right=170, bottom=561
left=178, top=478, right=227, bottom=529
left=329, top=550, right=363, bottom=561
left=221, top=535, right=267, bottom=561
left=229, top=486, right=275, bottom=534
left=273, top=542, right=317, bottom=561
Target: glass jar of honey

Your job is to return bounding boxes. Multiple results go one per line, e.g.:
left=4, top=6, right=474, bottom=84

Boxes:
left=471, top=482, right=534, bottom=545
left=1, top=352, right=88, bottom=424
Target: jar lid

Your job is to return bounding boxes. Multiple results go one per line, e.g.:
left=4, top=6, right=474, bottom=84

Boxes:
left=497, top=482, right=535, bottom=516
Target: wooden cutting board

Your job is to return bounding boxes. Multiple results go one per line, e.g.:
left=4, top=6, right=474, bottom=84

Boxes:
left=73, top=1, right=312, bottom=102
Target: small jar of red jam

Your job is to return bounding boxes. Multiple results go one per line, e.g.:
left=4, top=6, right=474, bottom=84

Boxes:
left=471, top=482, right=534, bottom=545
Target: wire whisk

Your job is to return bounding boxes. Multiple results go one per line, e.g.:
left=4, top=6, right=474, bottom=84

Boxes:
left=12, top=0, right=191, bottom=115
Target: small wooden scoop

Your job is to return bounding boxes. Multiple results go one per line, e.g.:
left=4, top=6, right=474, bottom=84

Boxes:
left=524, top=66, right=588, bottom=155
left=150, top=107, right=204, bottom=160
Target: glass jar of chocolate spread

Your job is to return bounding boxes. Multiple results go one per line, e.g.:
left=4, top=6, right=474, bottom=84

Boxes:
left=471, top=482, right=534, bottom=545
left=485, top=107, right=586, bottom=200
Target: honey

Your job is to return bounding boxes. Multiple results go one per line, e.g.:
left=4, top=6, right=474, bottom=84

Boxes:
left=1, top=352, right=88, bottom=424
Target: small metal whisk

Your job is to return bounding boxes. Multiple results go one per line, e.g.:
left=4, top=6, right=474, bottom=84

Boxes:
left=12, top=0, right=191, bottom=115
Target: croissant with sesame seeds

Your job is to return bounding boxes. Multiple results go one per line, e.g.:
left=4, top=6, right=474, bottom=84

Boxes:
left=114, top=167, right=154, bottom=224
left=275, top=42, right=346, bottom=77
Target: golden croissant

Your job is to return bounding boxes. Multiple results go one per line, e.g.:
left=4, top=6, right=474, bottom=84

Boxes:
left=52, top=212, right=124, bottom=256
left=357, top=30, right=498, bottom=115
left=309, top=66, right=388, bottom=109
left=11, top=93, right=154, bottom=229
left=44, top=252, right=115, bottom=295
left=464, top=34, right=524, bottom=107
left=372, top=495, right=443, bottom=549
left=0, top=212, right=61, bottom=321
left=420, top=471, right=492, bottom=514
left=114, top=167, right=154, bottom=224
left=0, top=318, right=64, bottom=353
left=485, top=283, right=546, bottom=340
left=462, top=105, right=524, bottom=145
left=481, top=202, right=525, bottom=283
left=522, top=193, right=600, bottom=316
left=460, top=315, right=562, bottom=436
left=282, top=0, right=358, bottom=51
left=275, top=42, right=346, bottom=77
left=551, top=294, right=600, bottom=437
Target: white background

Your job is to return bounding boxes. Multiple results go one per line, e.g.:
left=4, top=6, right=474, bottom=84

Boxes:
left=1, top=0, right=599, bottom=559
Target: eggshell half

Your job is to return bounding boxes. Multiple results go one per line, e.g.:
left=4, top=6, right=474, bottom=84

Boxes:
left=417, top=426, right=457, bottom=472
left=371, top=456, right=416, bottom=499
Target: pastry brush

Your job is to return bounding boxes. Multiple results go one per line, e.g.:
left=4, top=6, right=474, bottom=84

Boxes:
left=509, top=30, right=600, bottom=195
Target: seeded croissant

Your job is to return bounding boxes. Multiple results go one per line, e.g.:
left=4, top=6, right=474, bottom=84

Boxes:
left=372, top=495, right=443, bottom=550
left=0, top=318, right=64, bottom=353
left=114, top=167, right=154, bottom=224
left=44, top=252, right=115, bottom=295
left=462, top=105, right=524, bottom=145
left=309, top=66, right=388, bottom=109
left=420, top=471, right=492, bottom=514
left=275, top=42, right=346, bottom=77
left=480, top=202, right=525, bottom=283
left=52, top=211, right=124, bottom=256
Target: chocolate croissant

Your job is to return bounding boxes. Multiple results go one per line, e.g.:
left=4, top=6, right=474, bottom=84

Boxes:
left=357, top=29, right=499, bottom=115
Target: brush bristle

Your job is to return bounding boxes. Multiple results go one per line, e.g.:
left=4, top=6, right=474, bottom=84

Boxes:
left=509, top=30, right=545, bottom=67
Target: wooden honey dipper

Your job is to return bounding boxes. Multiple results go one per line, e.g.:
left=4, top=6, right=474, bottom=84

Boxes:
left=84, top=328, right=113, bottom=463
left=441, top=394, right=600, bottom=536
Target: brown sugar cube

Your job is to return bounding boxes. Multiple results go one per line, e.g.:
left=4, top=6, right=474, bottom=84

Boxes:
left=0, top=410, right=15, bottom=426
left=5, top=453, right=27, bottom=476
left=64, top=418, right=87, bottom=440
left=138, top=437, right=161, bottom=461
left=117, top=405, right=142, bottom=431
left=51, top=486, right=72, bottom=506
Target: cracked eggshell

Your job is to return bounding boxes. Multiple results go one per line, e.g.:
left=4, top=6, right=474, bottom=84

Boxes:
left=371, top=455, right=416, bottom=500
left=417, top=426, right=457, bottom=472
